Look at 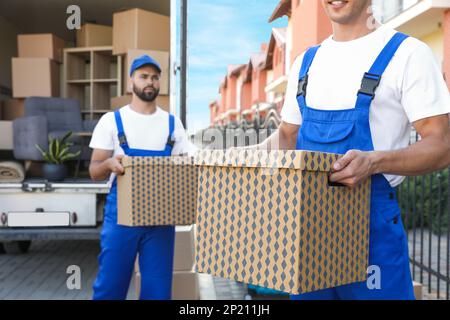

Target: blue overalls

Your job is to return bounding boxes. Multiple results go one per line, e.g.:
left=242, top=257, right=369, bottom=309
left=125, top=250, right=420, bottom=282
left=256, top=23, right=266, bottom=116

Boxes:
left=290, top=33, right=415, bottom=300
left=93, top=109, right=176, bottom=300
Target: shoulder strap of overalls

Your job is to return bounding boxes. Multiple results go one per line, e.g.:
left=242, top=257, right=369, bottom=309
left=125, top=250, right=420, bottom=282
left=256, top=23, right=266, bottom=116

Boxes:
left=114, top=109, right=130, bottom=154
left=296, top=45, right=321, bottom=111
left=355, top=32, right=409, bottom=109
left=165, top=114, right=175, bottom=151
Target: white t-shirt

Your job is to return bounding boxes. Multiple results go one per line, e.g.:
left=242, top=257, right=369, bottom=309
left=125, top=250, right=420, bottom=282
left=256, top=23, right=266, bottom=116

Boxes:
left=89, top=105, right=198, bottom=182
left=281, top=25, right=450, bottom=187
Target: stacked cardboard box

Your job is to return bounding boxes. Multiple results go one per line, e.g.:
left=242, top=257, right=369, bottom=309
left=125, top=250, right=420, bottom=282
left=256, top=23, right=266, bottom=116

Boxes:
left=76, top=23, right=112, bottom=47
left=13, top=34, right=64, bottom=98
left=123, top=49, right=169, bottom=95
left=135, top=225, right=199, bottom=300
left=113, top=8, right=170, bottom=55
left=1, top=99, right=25, bottom=121
left=413, top=281, right=423, bottom=300
left=112, top=8, right=171, bottom=111
left=17, top=34, right=65, bottom=63
left=110, top=95, right=132, bottom=110
left=12, top=58, right=59, bottom=98
left=0, top=121, right=13, bottom=150
left=172, top=225, right=199, bottom=300
left=156, top=95, right=170, bottom=113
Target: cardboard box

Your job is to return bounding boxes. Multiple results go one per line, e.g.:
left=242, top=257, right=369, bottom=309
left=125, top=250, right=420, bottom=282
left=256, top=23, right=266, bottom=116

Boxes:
left=76, top=23, right=112, bottom=47
left=1, top=99, right=25, bottom=120
left=413, top=281, right=423, bottom=300
left=172, top=270, right=199, bottom=300
left=157, top=95, right=170, bottom=113
left=12, top=58, right=59, bottom=98
left=111, top=94, right=132, bottom=110
left=124, top=49, right=169, bottom=95
left=195, top=149, right=371, bottom=295
left=135, top=226, right=195, bottom=272
left=174, top=225, right=195, bottom=271
left=135, top=272, right=141, bottom=298
left=111, top=94, right=170, bottom=113
left=135, top=270, right=199, bottom=300
left=113, top=8, right=170, bottom=55
left=0, top=121, right=13, bottom=150
left=118, top=156, right=198, bottom=226
left=18, top=34, right=65, bottom=63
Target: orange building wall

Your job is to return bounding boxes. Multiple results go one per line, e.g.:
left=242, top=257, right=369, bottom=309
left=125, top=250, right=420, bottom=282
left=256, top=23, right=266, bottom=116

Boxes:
left=220, top=86, right=227, bottom=114
left=251, top=69, right=267, bottom=104
left=272, top=44, right=286, bottom=80
left=444, top=9, right=450, bottom=90
left=241, top=81, right=252, bottom=111
left=259, top=70, right=267, bottom=103
left=290, top=0, right=332, bottom=63
left=225, top=76, right=238, bottom=110
left=209, top=102, right=218, bottom=125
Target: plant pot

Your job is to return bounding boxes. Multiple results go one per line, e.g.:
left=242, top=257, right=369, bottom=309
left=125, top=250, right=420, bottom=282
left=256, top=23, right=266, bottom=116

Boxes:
left=42, top=164, right=68, bottom=182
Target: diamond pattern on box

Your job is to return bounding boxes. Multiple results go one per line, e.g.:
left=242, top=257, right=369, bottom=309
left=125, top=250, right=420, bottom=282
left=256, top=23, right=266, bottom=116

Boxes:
left=118, top=156, right=197, bottom=226
left=195, top=150, right=370, bottom=294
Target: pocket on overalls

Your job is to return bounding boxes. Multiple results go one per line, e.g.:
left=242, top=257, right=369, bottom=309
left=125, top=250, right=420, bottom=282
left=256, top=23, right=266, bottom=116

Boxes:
left=377, top=198, right=400, bottom=223
left=300, top=120, right=355, bottom=144
left=370, top=197, right=406, bottom=264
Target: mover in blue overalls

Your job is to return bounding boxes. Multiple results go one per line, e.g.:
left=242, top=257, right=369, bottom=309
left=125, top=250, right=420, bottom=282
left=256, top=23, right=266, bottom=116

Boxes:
left=89, top=55, right=176, bottom=300
left=257, top=0, right=450, bottom=300
left=290, top=32, right=414, bottom=300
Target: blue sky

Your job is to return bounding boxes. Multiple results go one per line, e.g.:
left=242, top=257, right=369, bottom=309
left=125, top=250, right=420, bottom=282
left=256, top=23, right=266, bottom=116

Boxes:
left=186, top=0, right=287, bottom=134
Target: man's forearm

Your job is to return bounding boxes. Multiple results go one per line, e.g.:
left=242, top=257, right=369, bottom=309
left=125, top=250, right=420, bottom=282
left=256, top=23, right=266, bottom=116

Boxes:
left=257, top=130, right=280, bottom=150
left=252, top=123, right=299, bottom=151
left=370, top=135, right=450, bottom=176
left=89, top=160, right=112, bottom=181
left=259, top=129, right=296, bottom=150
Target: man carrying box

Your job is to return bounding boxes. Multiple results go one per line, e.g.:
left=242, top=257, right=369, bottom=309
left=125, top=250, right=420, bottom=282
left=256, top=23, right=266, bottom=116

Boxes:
left=256, top=0, right=450, bottom=299
left=88, top=55, right=196, bottom=300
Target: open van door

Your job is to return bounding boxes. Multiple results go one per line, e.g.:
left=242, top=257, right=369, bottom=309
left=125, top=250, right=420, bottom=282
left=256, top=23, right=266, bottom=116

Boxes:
left=170, top=0, right=188, bottom=128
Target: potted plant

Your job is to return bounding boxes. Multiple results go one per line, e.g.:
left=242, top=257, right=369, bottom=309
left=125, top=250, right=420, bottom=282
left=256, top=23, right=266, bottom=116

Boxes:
left=36, top=131, right=81, bottom=182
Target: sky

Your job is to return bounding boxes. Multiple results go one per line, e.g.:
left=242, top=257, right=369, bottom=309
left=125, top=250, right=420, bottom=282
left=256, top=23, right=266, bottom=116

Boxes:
left=185, top=0, right=287, bottom=134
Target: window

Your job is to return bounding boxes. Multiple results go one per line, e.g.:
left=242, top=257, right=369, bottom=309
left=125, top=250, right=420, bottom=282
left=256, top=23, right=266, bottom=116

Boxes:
left=372, top=0, right=421, bottom=22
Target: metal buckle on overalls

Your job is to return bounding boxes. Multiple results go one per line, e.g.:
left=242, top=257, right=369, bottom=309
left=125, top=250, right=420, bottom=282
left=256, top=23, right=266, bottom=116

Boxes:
left=166, top=135, right=175, bottom=148
left=358, top=73, right=381, bottom=99
left=118, top=134, right=127, bottom=146
left=296, top=75, right=309, bottom=97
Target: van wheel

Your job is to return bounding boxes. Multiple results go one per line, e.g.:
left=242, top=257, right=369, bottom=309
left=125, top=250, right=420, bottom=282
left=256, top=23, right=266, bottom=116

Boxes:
left=0, top=242, right=5, bottom=254
left=3, top=241, right=32, bottom=254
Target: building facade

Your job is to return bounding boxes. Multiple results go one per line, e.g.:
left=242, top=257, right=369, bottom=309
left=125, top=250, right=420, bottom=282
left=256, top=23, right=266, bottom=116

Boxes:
left=209, top=0, right=450, bottom=127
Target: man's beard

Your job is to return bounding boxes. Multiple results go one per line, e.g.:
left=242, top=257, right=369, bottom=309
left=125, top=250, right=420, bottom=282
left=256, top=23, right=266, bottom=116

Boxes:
left=133, top=84, right=160, bottom=102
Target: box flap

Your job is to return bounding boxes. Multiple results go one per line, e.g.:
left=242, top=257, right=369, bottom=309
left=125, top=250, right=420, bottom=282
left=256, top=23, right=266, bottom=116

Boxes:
left=121, top=156, right=195, bottom=169
left=194, top=149, right=342, bottom=171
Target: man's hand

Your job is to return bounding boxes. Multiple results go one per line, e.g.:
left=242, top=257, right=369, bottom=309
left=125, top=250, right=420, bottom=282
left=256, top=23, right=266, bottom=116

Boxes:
left=329, top=150, right=375, bottom=188
left=106, top=154, right=125, bottom=175
left=328, top=115, right=450, bottom=188
left=89, top=149, right=125, bottom=181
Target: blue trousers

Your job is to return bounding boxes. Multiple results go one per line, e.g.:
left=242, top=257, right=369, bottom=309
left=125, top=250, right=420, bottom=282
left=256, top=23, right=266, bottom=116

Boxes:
left=93, top=212, right=175, bottom=300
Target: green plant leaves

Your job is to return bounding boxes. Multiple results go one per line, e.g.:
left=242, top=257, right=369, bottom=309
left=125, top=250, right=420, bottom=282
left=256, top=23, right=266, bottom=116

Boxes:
left=35, top=131, right=82, bottom=164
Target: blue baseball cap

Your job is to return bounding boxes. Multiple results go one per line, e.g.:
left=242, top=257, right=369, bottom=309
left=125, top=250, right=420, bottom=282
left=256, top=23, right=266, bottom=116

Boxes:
left=129, top=54, right=162, bottom=76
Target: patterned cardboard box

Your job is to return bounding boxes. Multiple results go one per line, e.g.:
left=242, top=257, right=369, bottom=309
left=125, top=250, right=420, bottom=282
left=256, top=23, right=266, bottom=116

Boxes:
left=117, top=156, right=197, bottom=226
left=194, top=149, right=371, bottom=294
